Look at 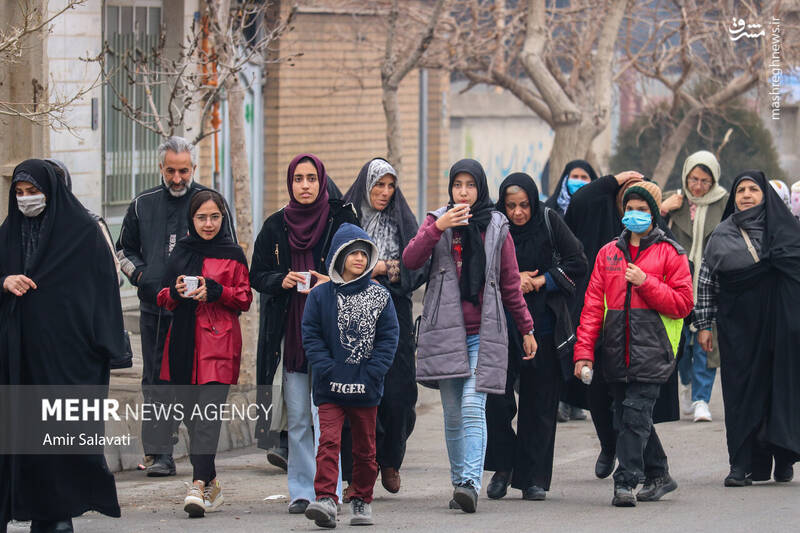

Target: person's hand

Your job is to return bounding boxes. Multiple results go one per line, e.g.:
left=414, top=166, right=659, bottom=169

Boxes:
left=625, top=263, right=647, bottom=286
left=614, top=170, right=644, bottom=185
left=698, top=329, right=713, bottom=352
left=520, top=270, right=538, bottom=293
left=2, top=274, right=37, bottom=296
left=574, top=359, right=593, bottom=379
left=531, top=275, right=547, bottom=292
left=661, top=193, right=683, bottom=215
left=372, top=260, right=387, bottom=278
left=190, top=277, right=207, bottom=302
left=297, top=270, right=330, bottom=295
left=435, top=204, right=471, bottom=231
left=175, top=275, right=187, bottom=297
left=522, top=334, right=538, bottom=360
left=281, top=271, right=307, bottom=290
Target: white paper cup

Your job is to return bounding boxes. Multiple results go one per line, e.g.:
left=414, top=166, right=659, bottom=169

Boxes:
left=183, top=276, right=198, bottom=297
left=296, top=272, right=311, bottom=291
left=454, top=203, right=471, bottom=225
left=580, top=365, right=593, bottom=385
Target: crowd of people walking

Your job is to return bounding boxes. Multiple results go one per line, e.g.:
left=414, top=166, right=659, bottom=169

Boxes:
left=1, top=136, right=798, bottom=532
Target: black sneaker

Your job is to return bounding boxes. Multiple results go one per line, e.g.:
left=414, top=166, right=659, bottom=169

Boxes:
left=267, top=446, right=288, bottom=472
left=486, top=471, right=511, bottom=499
left=305, top=497, right=337, bottom=528
left=448, top=498, right=461, bottom=510
left=288, top=498, right=310, bottom=514
left=774, top=462, right=794, bottom=483
left=724, top=466, right=752, bottom=487
left=146, top=454, right=176, bottom=477
left=637, top=474, right=677, bottom=501
left=522, top=485, right=546, bottom=501
left=30, top=519, right=74, bottom=533
left=350, top=498, right=374, bottom=526
left=595, top=450, right=615, bottom=479
left=453, top=481, right=478, bottom=513
left=612, top=485, right=636, bottom=507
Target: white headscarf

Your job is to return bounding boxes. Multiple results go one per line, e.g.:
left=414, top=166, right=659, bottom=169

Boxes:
left=681, top=150, right=727, bottom=301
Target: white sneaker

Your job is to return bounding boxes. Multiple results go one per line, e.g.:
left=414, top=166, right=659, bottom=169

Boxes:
left=184, top=481, right=206, bottom=517
left=680, top=384, right=693, bottom=416
left=204, top=478, right=224, bottom=512
left=692, top=400, right=712, bottom=422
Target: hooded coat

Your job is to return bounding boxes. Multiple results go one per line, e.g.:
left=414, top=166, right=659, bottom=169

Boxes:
left=0, top=160, right=123, bottom=523
left=697, top=170, right=800, bottom=466
left=544, top=160, right=599, bottom=216
left=302, top=224, right=399, bottom=407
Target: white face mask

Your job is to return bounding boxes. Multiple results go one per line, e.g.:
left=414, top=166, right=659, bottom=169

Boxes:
left=17, top=194, right=47, bottom=217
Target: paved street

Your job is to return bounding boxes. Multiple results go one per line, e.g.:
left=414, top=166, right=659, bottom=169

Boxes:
left=9, top=379, right=799, bottom=533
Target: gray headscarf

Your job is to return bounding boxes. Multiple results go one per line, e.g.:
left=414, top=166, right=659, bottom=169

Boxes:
left=360, top=159, right=401, bottom=260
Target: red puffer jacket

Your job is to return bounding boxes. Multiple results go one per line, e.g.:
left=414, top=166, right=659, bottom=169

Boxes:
left=157, top=257, right=253, bottom=384
left=574, top=228, right=693, bottom=384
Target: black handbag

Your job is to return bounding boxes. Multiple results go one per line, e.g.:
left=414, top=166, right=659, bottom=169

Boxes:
left=542, top=208, right=578, bottom=381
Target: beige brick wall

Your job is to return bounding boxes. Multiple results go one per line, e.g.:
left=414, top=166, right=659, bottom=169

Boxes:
left=262, top=5, right=425, bottom=220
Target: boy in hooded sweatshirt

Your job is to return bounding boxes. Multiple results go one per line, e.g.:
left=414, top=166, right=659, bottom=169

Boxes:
left=302, top=223, right=399, bottom=528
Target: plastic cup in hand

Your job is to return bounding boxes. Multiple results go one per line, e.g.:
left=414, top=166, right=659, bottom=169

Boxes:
left=183, top=276, right=198, bottom=297
left=581, top=365, right=593, bottom=385
left=454, top=203, right=471, bottom=225
left=296, top=272, right=311, bottom=291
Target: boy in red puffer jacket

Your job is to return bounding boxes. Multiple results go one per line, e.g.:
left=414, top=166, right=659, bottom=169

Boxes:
left=574, top=182, right=693, bottom=508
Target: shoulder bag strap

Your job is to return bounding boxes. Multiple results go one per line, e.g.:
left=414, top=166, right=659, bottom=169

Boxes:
left=739, top=227, right=760, bottom=264
left=543, top=207, right=561, bottom=263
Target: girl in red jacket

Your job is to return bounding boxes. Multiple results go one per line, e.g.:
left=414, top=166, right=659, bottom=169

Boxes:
left=573, top=182, right=693, bottom=508
left=157, top=189, right=253, bottom=518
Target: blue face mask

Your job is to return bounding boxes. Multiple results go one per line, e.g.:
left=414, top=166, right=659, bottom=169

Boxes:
left=567, top=178, right=588, bottom=195
left=621, top=210, right=652, bottom=233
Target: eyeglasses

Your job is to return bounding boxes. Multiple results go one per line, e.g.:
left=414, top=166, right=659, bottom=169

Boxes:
left=194, top=214, right=222, bottom=223
left=687, top=177, right=713, bottom=188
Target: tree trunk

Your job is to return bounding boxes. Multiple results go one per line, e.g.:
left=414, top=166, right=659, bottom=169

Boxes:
left=382, top=81, right=403, bottom=175
left=548, top=120, right=596, bottom=194
left=651, top=109, right=699, bottom=187
left=226, top=82, right=257, bottom=385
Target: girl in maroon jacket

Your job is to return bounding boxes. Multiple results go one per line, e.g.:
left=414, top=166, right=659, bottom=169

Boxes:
left=574, top=182, right=692, bottom=508
left=157, top=189, right=253, bottom=518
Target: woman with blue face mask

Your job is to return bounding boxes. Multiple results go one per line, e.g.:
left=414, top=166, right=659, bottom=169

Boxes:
left=544, top=159, right=599, bottom=217
left=574, top=180, right=694, bottom=507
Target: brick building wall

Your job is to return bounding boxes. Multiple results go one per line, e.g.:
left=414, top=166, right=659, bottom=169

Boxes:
left=262, top=2, right=448, bottom=222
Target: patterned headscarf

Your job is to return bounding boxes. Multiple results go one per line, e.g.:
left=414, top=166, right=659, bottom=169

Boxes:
left=360, top=159, right=401, bottom=260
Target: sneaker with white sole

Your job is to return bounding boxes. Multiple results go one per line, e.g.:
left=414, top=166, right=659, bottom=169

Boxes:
left=184, top=481, right=206, bottom=518
left=305, top=497, right=337, bottom=528
left=679, top=384, right=693, bottom=416
left=204, top=478, right=224, bottom=512
left=692, top=400, right=712, bottom=422
left=350, top=498, right=374, bottom=526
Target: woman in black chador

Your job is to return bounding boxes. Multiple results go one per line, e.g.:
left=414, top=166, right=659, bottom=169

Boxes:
left=1, top=160, right=124, bottom=532
left=693, top=170, right=800, bottom=486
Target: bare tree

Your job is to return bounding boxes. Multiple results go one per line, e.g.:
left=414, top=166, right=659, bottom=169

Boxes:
left=622, top=0, right=800, bottom=186
left=424, top=0, right=629, bottom=191
left=381, top=0, right=448, bottom=176
left=0, top=0, right=101, bottom=131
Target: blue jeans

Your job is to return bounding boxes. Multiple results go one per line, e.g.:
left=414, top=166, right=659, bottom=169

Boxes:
left=284, top=370, right=342, bottom=504
left=439, top=334, right=487, bottom=492
left=677, top=330, right=716, bottom=403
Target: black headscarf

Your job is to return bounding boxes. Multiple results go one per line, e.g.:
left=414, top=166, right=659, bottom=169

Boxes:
left=344, top=158, right=426, bottom=296
left=161, top=194, right=247, bottom=384
left=544, top=159, right=599, bottom=215
left=496, top=172, right=546, bottom=273
left=448, top=158, right=494, bottom=305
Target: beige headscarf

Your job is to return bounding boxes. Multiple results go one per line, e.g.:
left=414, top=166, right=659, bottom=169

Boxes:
left=681, top=150, right=727, bottom=301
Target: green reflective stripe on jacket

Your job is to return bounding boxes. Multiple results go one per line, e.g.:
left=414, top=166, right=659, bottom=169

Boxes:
left=660, top=314, right=682, bottom=358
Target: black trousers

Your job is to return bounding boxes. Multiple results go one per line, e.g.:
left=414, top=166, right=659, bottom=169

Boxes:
left=139, top=310, right=175, bottom=456
left=588, top=350, right=617, bottom=456
left=182, top=383, right=230, bottom=484
left=610, top=382, right=668, bottom=489
left=485, top=334, right=562, bottom=491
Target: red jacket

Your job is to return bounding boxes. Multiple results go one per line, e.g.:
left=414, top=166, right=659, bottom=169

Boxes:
left=158, top=257, right=253, bottom=384
left=574, top=228, right=693, bottom=383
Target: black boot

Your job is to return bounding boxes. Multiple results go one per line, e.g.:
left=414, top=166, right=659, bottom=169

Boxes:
left=595, top=450, right=615, bottom=479
left=774, top=461, right=794, bottom=483
left=521, top=485, right=546, bottom=501
left=146, top=453, right=176, bottom=477
left=486, top=471, right=511, bottom=499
